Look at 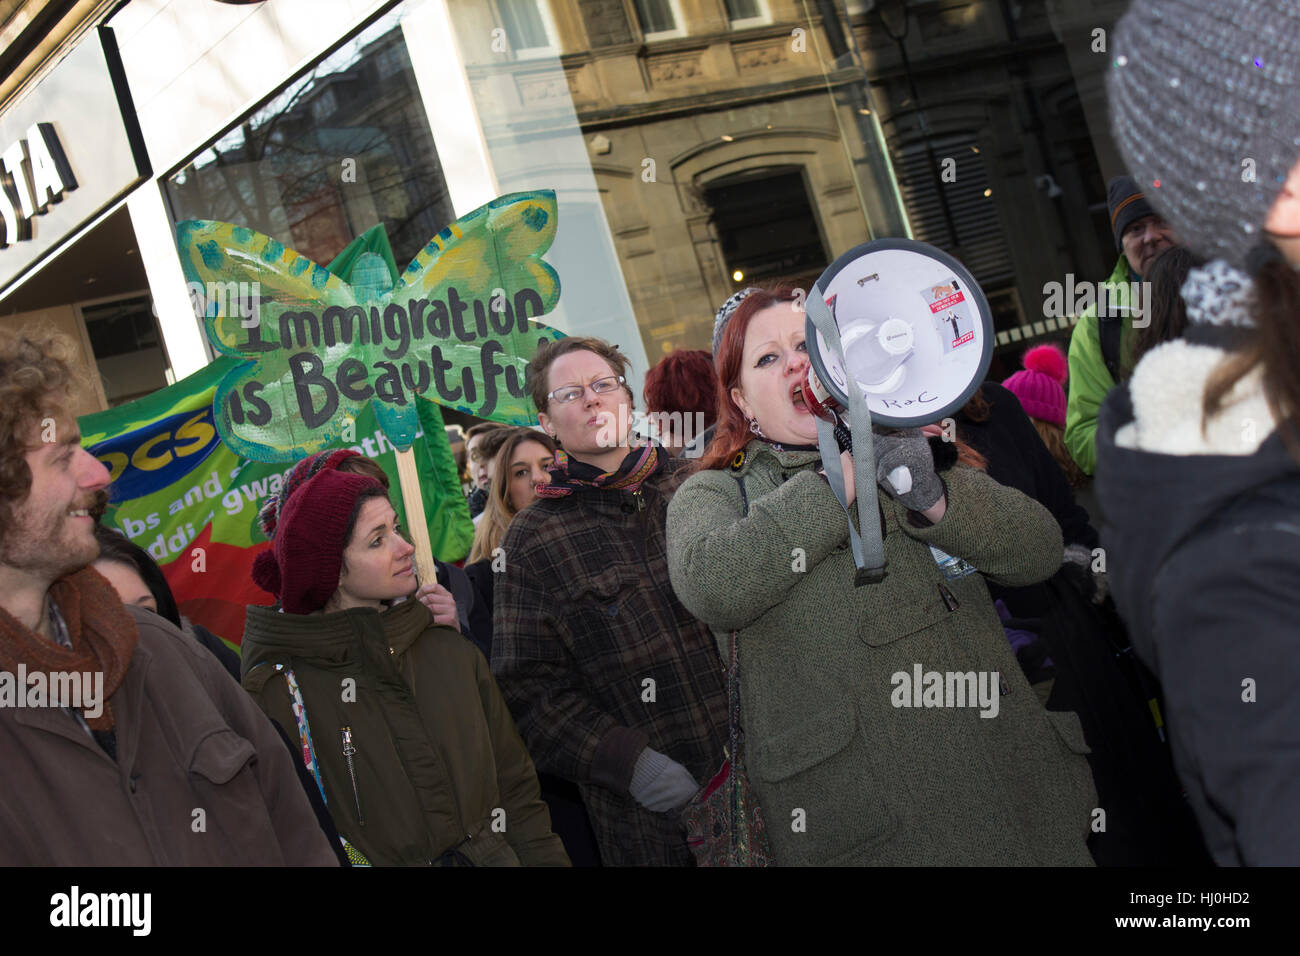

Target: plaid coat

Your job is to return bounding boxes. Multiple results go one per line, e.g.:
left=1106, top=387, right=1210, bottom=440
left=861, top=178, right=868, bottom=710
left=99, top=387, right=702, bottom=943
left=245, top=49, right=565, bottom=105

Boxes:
left=491, top=459, right=728, bottom=866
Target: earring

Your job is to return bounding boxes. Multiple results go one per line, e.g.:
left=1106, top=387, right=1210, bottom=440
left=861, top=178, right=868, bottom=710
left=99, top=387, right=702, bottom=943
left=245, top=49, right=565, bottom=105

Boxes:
left=749, top=418, right=765, bottom=438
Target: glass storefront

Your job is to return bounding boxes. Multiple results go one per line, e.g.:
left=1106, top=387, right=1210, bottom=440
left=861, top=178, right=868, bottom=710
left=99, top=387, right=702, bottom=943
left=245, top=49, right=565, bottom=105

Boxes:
left=163, top=7, right=455, bottom=273
left=141, top=0, right=1138, bottom=391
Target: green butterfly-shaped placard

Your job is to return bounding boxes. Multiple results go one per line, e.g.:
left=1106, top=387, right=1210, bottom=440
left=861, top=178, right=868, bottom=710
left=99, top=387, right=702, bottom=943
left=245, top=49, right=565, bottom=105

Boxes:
left=177, top=190, right=564, bottom=463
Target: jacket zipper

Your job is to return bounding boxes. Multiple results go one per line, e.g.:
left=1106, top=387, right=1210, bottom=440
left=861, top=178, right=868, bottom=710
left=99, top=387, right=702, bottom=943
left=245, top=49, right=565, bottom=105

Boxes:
left=937, top=582, right=959, bottom=611
left=341, top=726, right=364, bottom=826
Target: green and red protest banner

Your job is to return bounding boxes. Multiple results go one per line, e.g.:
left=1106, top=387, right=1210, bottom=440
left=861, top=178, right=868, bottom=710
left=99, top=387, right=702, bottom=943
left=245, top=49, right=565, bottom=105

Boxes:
left=176, top=190, right=563, bottom=578
left=81, top=194, right=563, bottom=644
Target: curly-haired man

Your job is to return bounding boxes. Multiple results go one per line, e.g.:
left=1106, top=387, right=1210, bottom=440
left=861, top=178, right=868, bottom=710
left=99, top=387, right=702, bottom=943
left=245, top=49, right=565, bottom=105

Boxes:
left=0, top=327, right=337, bottom=865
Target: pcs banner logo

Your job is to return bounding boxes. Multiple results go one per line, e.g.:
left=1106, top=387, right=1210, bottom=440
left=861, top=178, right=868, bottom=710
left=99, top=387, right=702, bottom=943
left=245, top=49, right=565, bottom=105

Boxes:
left=90, top=407, right=222, bottom=502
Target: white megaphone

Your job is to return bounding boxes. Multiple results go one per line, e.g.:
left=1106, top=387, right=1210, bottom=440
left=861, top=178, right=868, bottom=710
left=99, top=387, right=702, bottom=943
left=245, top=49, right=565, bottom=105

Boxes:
left=839, top=317, right=915, bottom=394
left=804, top=238, right=993, bottom=429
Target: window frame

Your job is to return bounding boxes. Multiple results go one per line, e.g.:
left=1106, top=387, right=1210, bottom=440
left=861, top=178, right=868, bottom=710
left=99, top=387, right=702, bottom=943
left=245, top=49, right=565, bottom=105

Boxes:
left=725, top=0, right=772, bottom=30
left=498, top=0, right=563, bottom=60
left=630, top=0, right=687, bottom=42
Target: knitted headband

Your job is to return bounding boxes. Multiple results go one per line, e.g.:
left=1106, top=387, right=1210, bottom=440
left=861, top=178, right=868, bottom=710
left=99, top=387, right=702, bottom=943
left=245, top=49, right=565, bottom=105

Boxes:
left=712, top=287, right=761, bottom=358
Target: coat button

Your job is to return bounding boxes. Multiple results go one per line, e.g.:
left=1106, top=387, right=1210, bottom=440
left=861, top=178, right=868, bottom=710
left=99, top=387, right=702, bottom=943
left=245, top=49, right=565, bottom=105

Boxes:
left=129, top=774, right=139, bottom=793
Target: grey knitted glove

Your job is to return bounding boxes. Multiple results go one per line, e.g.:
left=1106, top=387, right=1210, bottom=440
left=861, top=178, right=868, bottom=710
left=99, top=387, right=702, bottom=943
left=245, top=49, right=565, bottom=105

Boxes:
left=628, top=747, right=699, bottom=812
left=872, top=427, right=945, bottom=513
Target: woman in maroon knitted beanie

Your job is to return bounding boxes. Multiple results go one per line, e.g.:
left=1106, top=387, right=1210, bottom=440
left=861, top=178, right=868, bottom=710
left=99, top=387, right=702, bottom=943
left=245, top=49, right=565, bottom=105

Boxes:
left=240, top=467, right=568, bottom=867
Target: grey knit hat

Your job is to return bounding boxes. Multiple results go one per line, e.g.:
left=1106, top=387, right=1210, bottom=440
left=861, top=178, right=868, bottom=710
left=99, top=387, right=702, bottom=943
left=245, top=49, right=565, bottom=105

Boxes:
left=712, top=287, right=759, bottom=358
left=1108, top=0, right=1300, bottom=268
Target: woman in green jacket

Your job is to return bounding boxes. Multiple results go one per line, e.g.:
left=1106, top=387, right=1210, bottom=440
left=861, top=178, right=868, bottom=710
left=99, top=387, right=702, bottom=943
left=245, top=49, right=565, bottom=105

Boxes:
left=242, top=462, right=568, bottom=867
left=665, top=285, right=1097, bottom=866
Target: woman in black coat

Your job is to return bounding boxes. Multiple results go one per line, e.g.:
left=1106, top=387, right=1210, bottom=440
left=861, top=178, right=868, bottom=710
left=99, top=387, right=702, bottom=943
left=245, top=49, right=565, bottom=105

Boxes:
left=1096, top=0, right=1300, bottom=866
left=936, top=382, right=1208, bottom=866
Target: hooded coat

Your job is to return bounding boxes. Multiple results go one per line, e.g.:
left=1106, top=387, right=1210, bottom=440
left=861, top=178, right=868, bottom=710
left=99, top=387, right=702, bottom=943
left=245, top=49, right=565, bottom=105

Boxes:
left=665, top=440, right=1097, bottom=866
left=1096, top=260, right=1300, bottom=865
left=241, top=598, right=568, bottom=866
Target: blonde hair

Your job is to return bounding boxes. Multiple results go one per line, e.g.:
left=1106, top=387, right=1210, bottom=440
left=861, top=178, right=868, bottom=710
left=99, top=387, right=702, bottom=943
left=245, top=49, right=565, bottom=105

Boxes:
left=1031, top=418, right=1088, bottom=489
left=467, top=429, right=557, bottom=563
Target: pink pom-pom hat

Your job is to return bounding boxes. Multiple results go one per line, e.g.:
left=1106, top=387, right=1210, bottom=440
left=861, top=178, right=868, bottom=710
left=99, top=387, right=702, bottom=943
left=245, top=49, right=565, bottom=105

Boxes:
left=1002, top=344, right=1068, bottom=427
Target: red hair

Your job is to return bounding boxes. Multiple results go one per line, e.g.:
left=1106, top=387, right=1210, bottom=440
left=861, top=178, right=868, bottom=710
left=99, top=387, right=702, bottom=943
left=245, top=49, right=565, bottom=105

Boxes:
left=697, top=283, right=986, bottom=473
left=697, top=284, right=803, bottom=471
left=643, top=349, right=719, bottom=427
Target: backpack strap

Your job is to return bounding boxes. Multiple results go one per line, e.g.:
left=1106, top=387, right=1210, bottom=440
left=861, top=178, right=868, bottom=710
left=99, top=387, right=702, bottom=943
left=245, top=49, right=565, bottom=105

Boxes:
left=1096, top=281, right=1127, bottom=383
left=1098, top=312, right=1123, bottom=383
left=276, top=664, right=371, bottom=867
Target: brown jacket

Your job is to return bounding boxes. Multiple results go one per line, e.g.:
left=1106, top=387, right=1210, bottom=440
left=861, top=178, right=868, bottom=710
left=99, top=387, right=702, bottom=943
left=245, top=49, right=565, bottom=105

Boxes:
left=0, top=604, right=337, bottom=865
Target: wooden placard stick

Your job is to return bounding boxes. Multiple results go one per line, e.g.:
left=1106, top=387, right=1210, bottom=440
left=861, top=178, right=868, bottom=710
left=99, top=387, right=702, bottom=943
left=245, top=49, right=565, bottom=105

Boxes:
left=395, top=445, right=436, bottom=584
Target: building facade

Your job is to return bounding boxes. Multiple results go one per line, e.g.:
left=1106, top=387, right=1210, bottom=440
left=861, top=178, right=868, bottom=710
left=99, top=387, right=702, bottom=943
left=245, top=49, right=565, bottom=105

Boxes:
left=0, top=0, right=1138, bottom=415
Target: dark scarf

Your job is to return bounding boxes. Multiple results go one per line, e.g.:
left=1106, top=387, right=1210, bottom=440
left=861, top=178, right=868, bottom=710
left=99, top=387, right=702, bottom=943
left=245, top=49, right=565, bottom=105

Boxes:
left=0, top=566, right=137, bottom=731
left=535, top=443, right=668, bottom=498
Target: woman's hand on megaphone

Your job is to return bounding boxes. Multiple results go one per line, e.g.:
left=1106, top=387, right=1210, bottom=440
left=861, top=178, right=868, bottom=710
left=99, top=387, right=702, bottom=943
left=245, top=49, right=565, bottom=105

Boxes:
left=872, top=427, right=945, bottom=515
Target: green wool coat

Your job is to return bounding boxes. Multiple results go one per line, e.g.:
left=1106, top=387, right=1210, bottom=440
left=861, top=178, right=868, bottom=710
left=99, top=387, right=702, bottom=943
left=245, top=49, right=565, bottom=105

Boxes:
left=666, top=440, right=1097, bottom=866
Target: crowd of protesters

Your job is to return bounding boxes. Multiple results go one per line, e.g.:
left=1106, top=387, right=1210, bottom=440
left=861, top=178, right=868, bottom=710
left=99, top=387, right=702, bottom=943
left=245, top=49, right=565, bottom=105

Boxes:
left=0, top=0, right=1295, bottom=867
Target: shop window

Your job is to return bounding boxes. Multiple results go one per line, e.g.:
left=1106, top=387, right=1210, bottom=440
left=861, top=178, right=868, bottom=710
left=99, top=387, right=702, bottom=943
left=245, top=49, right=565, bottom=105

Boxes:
left=80, top=293, right=169, bottom=407
left=706, top=168, right=828, bottom=289
left=374, top=43, right=406, bottom=81
left=310, top=87, right=337, bottom=123
left=634, top=0, right=683, bottom=39
left=164, top=8, right=454, bottom=275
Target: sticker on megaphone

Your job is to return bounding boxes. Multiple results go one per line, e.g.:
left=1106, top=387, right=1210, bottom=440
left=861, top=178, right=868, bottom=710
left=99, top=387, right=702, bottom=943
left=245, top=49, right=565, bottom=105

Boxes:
left=804, top=238, right=994, bottom=429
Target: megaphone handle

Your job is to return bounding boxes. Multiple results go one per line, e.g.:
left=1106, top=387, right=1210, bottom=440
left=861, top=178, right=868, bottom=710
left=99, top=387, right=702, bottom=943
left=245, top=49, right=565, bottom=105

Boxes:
left=833, top=421, right=853, bottom=453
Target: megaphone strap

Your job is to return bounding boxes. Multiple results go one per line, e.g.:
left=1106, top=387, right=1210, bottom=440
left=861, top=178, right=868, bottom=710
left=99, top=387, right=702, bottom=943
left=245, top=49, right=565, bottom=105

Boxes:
left=806, top=291, right=887, bottom=585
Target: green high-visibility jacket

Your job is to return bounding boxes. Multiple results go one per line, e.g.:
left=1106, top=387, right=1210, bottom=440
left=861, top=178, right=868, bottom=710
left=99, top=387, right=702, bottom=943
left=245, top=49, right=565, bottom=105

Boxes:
left=1065, top=258, right=1139, bottom=475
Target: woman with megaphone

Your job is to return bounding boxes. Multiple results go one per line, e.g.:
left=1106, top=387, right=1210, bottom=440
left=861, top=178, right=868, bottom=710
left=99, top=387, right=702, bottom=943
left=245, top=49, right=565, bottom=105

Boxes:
left=666, top=284, right=1098, bottom=866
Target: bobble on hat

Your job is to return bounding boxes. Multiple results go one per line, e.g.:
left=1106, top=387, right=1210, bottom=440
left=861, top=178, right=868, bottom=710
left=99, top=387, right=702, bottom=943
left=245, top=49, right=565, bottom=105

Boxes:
left=251, top=549, right=281, bottom=597
left=1022, top=343, right=1069, bottom=384
left=1002, top=344, right=1069, bottom=428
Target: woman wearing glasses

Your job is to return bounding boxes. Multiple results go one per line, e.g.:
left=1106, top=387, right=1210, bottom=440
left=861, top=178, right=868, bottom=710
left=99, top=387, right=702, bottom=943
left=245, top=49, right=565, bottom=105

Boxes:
left=491, top=336, right=728, bottom=866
